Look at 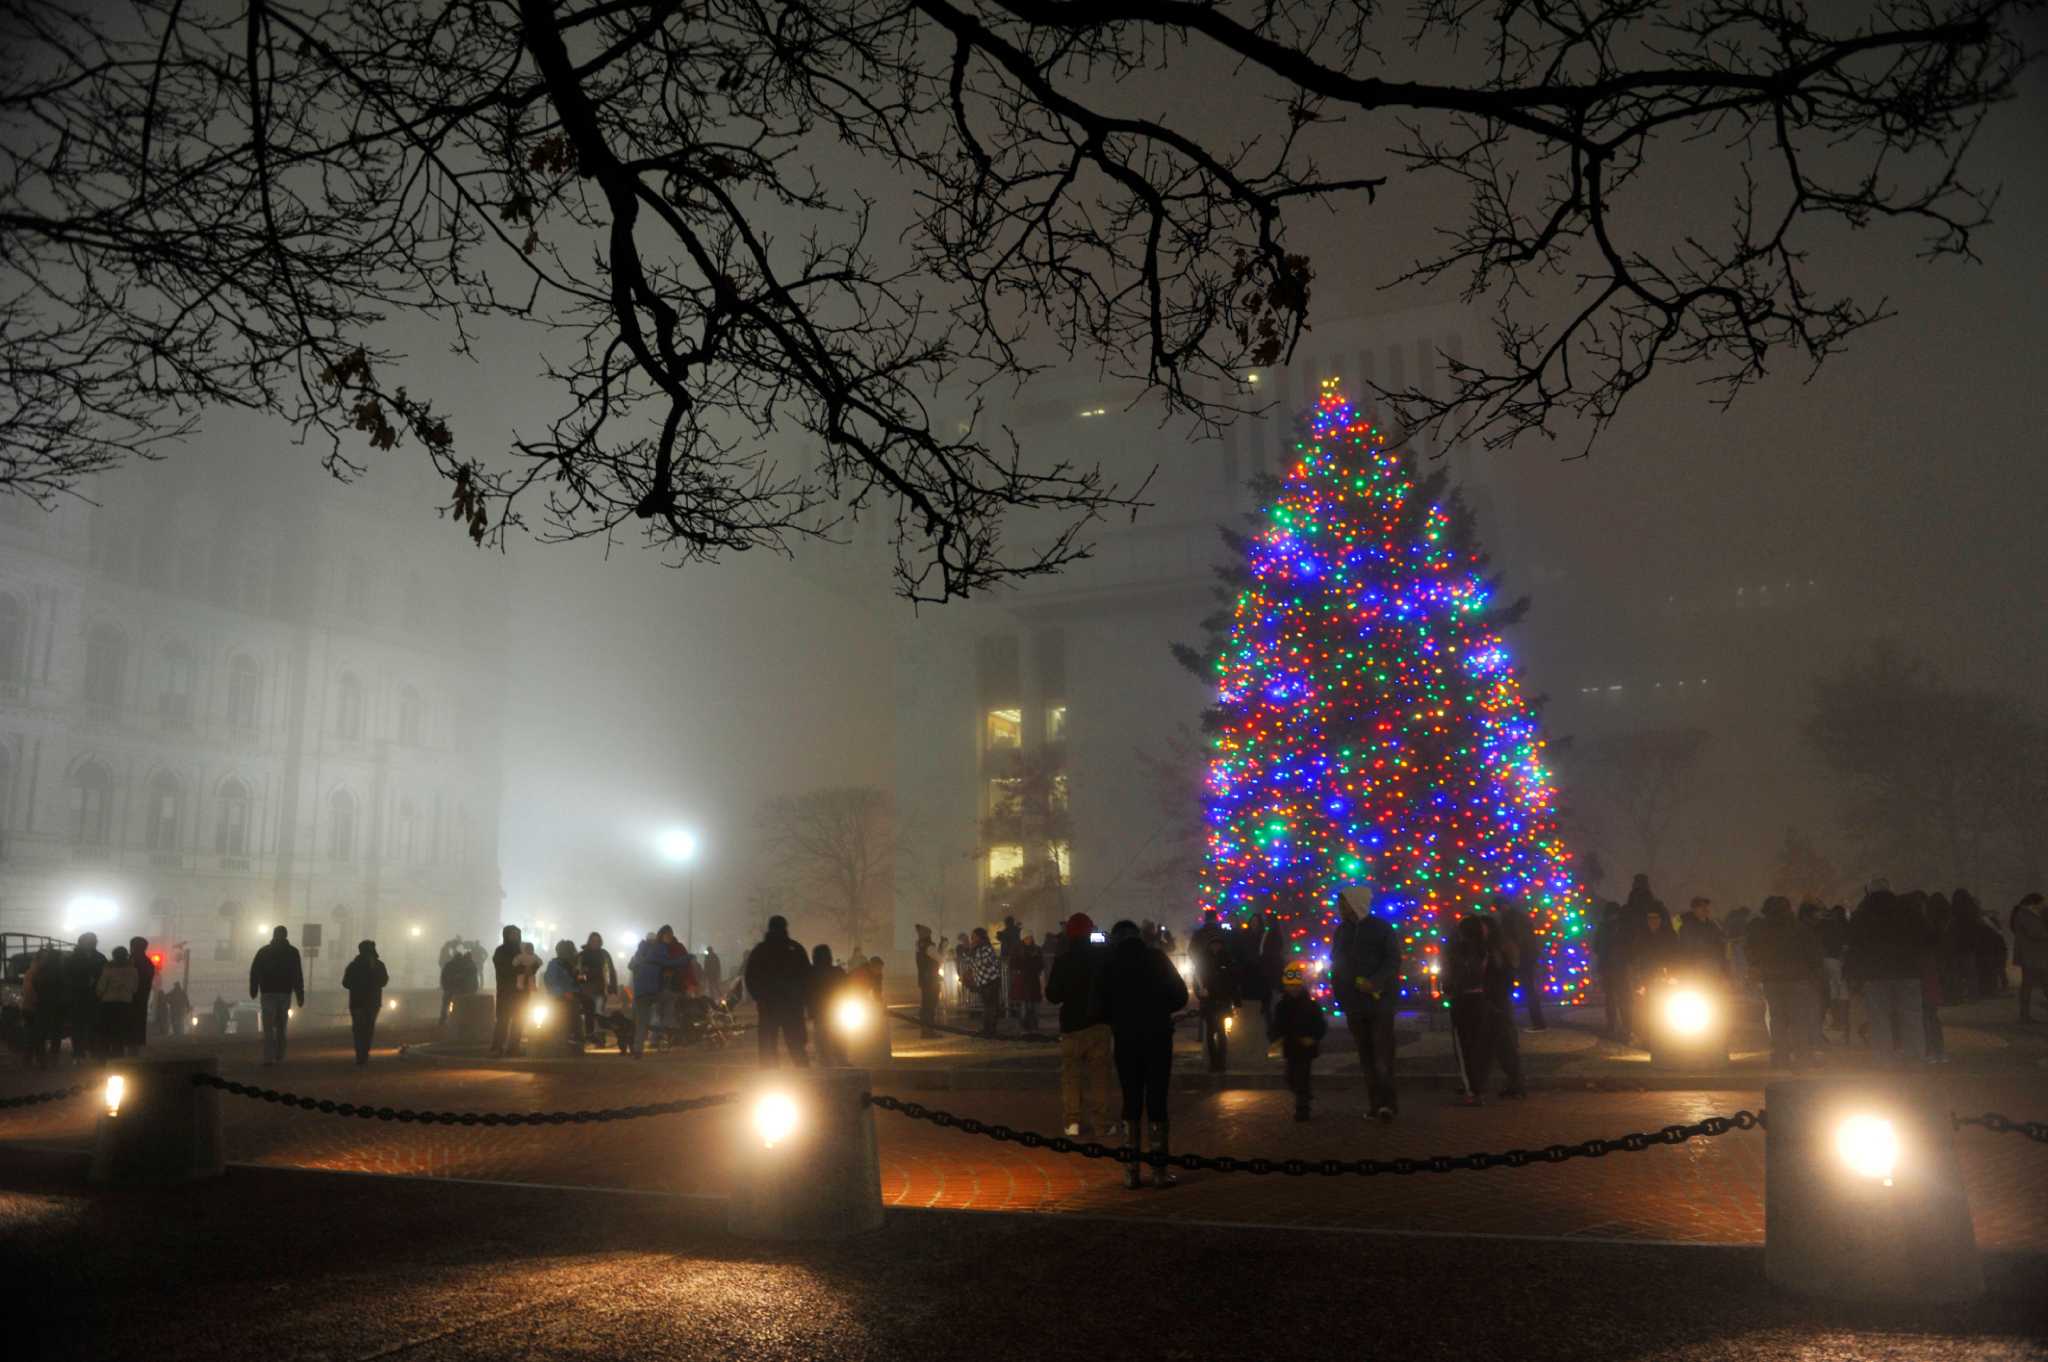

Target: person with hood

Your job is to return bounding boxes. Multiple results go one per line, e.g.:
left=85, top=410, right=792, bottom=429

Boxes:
left=341, top=940, right=389, bottom=1065
left=743, top=915, right=812, bottom=1067
left=126, top=936, right=157, bottom=1052
left=249, top=925, right=306, bottom=1065
left=1097, top=919, right=1188, bottom=1188
left=1749, top=897, right=1821, bottom=1067
left=63, top=932, right=105, bottom=1065
left=577, top=933, right=615, bottom=1047
left=1334, top=890, right=1402, bottom=1120
left=543, top=940, right=585, bottom=1053
left=95, top=946, right=140, bottom=1060
left=1045, top=912, right=1114, bottom=1137
left=22, top=945, right=63, bottom=1069
left=806, top=943, right=852, bottom=1065
left=1268, top=959, right=1328, bottom=1121
left=1847, top=889, right=1927, bottom=1063
left=2012, top=893, right=2048, bottom=1023
left=964, top=927, right=1002, bottom=1036
left=490, top=925, right=531, bottom=1058
left=439, top=947, right=479, bottom=1035
left=1493, top=896, right=1547, bottom=1030
left=914, top=924, right=942, bottom=1037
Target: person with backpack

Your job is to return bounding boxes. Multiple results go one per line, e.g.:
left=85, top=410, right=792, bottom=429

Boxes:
left=341, top=940, right=389, bottom=1065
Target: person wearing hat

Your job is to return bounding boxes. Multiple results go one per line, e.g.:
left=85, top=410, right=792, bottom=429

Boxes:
left=1268, top=958, right=1328, bottom=1120
left=1045, top=912, right=1114, bottom=1138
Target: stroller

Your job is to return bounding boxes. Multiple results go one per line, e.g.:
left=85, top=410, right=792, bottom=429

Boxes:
left=640, top=987, right=742, bottom=1051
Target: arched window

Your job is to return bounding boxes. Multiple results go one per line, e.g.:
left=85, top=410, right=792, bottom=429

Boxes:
left=214, top=778, right=250, bottom=856
left=83, top=623, right=126, bottom=707
left=328, top=789, right=356, bottom=861
left=335, top=672, right=363, bottom=741
left=70, top=761, right=114, bottom=845
left=227, top=655, right=260, bottom=730
left=394, top=797, right=418, bottom=864
left=397, top=686, right=422, bottom=746
left=0, top=594, right=24, bottom=685
left=159, top=641, right=195, bottom=719
left=145, top=772, right=182, bottom=851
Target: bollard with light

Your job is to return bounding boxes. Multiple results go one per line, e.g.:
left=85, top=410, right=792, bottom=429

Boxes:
left=1662, top=988, right=1713, bottom=1037
left=754, top=1090, right=799, bottom=1149
left=833, top=994, right=871, bottom=1036
left=1645, top=978, right=1728, bottom=1068
left=103, top=1073, right=126, bottom=1118
left=528, top=1000, right=552, bottom=1030
left=1835, top=1113, right=1899, bottom=1185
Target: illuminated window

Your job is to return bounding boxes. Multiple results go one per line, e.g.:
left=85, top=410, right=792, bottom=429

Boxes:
left=985, top=707, right=1022, bottom=750
left=1050, top=773, right=1070, bottom=814
left=988, top=777, right=1023, bottom=816
left=71, top=762, right=114, bottom=845
left=987, top=844, right=1025, bottom=882
left=1052, top=841, right=1072, bottom=882
left=1046, top=704, right=1068, bottom=742
left=145, top=773, right=182, bottom=851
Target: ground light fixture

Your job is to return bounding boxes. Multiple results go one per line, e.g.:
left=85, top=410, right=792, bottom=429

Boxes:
left=754, top=1091, right=799, bottom=1149
left=104, top=1074, right=126, bottom=1117
left=832, top=995, right=871, bottom=1035
left=386, top=998, right=399, bottom=1011
left=1222, top=1013, right=1235, bottom=1034
left=528, top=1001, right=551, bottom=1030
left=1836, top=1114, right=1899, bottom=1184
left=1662, top=988, right=1713, bottom=1037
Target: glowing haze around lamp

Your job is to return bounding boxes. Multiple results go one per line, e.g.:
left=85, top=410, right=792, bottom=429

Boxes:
left=657, top=827, right=699, bottom=865
left=1836, top=1114, right=1899, bottom=1183
left=64, top=894, right=120, bottom=934
left=103, top=1074, right=126, bottom=1117
left=528, top=1001, right=551, bottom=1029
left=754, top=1091, right=799, bottom=1149
left=1662, top=989, right=1713, bottom=1037
left=832, top=995, right=870, bottom=1035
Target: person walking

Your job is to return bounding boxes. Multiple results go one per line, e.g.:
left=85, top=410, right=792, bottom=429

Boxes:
left=1045, top=913, right=1114, bottom=1137
left=1011, top=933, right=1045, bottom=1032
left=1493, top=896, right=1546, bottom=1030
left=1847, top=889, right=1927, bottom=1064
left=743, top=915, right=812, bottom=1067
left=93, top=946, right=140, bottom=1061
left=126, top=937, right=156, bottom=1053
left=249, top=925, right=305, bottom=1066
left=1749, top=897, right=1821, bottom=1068
left=2012, top=893, right=2048, bottom=1023
left=1268, top=959, right=1328, bottom=1121
left=341, top=940, right=389, bottom=1065
left=1098, top=919, right=1188, bottom=1188
left=489, top=925, right=532, bottom=1058
left=577, top=933, right=615, bottom=1050
left=965, top=927, right=1002, bottom=1036
left=63, top=933, right=105, bottom=1066
left=914, top=924, right=942, bottom=1038
left=439, top=948, right=479, bottom=1035
left=1335, top=891, right=1401, bottom=1120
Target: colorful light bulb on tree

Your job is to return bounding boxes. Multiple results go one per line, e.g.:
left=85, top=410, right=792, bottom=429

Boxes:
left=1192, top=380, right=1590, bottom=1000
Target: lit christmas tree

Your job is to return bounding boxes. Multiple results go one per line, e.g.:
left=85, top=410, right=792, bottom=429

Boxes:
left=1188, top=379, right=1590, bottom=1003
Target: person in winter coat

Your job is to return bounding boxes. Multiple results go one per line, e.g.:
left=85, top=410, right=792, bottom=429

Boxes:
left=439, top=949, right=479, bottom=1035
left=1448, top=914, right=1523, bottom=1103
left=2012, top=893, right=2048, bottom=1023
left=22, top=945, right=63, bottom=1069
left=542, top=941, right=585, bottom=1053
left=702, top=946, right=723, bottom=1000
left=249, top=926, right=306, bottom=1065
left=1189, top=908, right=1240, bottom=1073
left=490, top=925, right=531, bottom=1058
left=1748, top=897, right=1821, bottom=1067
left=1676, top=899, right=1728, bottom=985
left=126, top=936, right=156, bottom=1051
left=1590, top=902, right=1629, bottom=1040
left=64, top=933, right=105, bottom=1065
left=1045, top=913, right=1114, bottom=1137
left=1493, top=896, right=1546, bottom=1030
left=626, top=937, right=664, bottom=1057
left=1009, top=934, right=1045, bottom=1031
left=1847, top=889, right=1928, bottom=1063
left=94, top=946, right=140, bottom=1061
left=577, top=933, right=615, bottom=1046
left=743, top=915, right=812, bottom=1067
left=1334, top=891, right=1401, bottom=1120
left=341, top=940, right=390, bottom=1065
left=964, top=927, right=1002, bottom=1036
left=1268, top=959, right=1328, bottom=1121
left=806, top=943, right=853, bottom=1066
left=913, top=924, right=942, bottom=1038
left=1097, top=920, right=1189, bottom=1188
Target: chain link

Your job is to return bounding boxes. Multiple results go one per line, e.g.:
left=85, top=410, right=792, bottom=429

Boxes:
left=0, top=1083, right=87, bottom=1110
left=189, top=1072, right=737, bottom=1125
left=1955, top=1111, right=2048, bottom=1144
left=865, top=1093, right=1765, bottom=1174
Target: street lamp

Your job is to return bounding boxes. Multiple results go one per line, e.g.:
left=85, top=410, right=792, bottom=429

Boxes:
left=63, top=894, right=120, bottom=934
left=657, top=826, right=700, bottom=946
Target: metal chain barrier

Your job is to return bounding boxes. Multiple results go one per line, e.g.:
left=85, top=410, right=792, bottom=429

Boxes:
left=1955, top=1111, right=2048, bottom=1144
left=866, top=1092, right=1764, bottom=1174
left=0, top=1083, right=87, bottom=1111
left=190, top=1072, right=737, bottom=1125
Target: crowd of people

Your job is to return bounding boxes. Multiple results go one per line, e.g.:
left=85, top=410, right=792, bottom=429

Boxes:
left=475, top=924, right=750, bottom=1059
left=16, top=932, right=171, bottom=1067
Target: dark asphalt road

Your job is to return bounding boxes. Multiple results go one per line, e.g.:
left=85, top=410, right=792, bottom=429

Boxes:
left=2, top=1153, right=2041, bottom=1362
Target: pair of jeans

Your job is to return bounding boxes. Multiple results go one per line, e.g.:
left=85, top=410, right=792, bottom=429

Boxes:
left=491, top=991, right=527, bottom=1055
left=757, top=1005, right=808, bottom=1067
left=1113, top=1030, right=1172, bottom=1127
left=631, top=994, right=660, bottom=1056
left=1347, top=999, right=1399, bottom=1113
left=1058, top=1023, right=1114, bottom=1130
left=259, top=992, right=292, bottom=1063
left=1283, top=1049, right=1315, bottom=1109
left=1862, top=977, right=1926, bottom=1061
left=350, top=1005, right=379, bottom=1062
left=978, top=983, right=1001, bottom=1035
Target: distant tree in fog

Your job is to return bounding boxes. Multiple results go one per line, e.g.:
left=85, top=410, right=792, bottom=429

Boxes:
left=757, top=786, right=895, bottom=954
left=0, top=0, right=2031, bottom=600
left=1572, top=726, right=1712, bottom=882
left=1806, top=644, right=2047, bottom=895
left=1769, top=827, right=1843, bottom=906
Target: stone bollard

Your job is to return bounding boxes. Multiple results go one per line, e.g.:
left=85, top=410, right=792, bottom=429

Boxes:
left=450, top=993, right=495, bottom=1045
left=1646, top=982, right=1730, bottom=1070
left=727, top=1066, right=884, bottom=1240
left=1764, top=1077, right=1981, bottom=1304
left=841, top=999, right=893, bottom=1069
left=90, top=1055, right=225, bottom=1186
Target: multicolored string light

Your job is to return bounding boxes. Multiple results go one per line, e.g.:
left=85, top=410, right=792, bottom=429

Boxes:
left=1197, top=380, right=1591, bottom=1002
